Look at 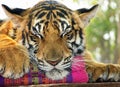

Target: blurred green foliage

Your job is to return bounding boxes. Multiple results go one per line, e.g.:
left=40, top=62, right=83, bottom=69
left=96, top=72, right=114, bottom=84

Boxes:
left=86, top=0, right=120, bottom=63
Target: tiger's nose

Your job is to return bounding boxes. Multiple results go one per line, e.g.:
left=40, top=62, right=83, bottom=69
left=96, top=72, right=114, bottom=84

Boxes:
left=46, top=59, right=61, bottom=66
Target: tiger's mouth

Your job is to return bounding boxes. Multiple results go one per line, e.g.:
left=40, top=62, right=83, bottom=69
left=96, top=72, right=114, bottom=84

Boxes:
left=37, top=56, right=73, bottom=80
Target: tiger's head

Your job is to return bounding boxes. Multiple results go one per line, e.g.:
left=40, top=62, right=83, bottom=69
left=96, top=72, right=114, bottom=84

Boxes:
left=2, top=0, right=98, bottom=80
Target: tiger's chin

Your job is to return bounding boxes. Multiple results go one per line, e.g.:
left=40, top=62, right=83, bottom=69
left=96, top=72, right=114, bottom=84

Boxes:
left=45, top=69, right=69, bottom=80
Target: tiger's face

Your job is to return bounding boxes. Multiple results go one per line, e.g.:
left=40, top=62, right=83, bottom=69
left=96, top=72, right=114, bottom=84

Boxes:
left=2, top=0, right=98, bottom=80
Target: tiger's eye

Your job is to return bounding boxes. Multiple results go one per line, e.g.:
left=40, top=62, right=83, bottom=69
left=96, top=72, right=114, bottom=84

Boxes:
left=66, top=33, right=73, bottom=40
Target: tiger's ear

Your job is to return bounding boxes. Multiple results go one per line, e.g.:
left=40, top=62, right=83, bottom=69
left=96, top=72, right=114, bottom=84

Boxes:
left=2, top=4, right=30, bottom=27
left=74, top=4, right=99, bottom=28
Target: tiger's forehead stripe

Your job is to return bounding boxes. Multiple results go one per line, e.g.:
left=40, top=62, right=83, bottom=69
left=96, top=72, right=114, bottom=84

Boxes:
left=31, top=1, right=71, bottom=11
left=30, top=1, right=72, bottom=20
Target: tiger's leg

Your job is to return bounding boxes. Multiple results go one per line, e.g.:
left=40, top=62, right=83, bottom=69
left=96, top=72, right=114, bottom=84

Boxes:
left=0, top=20, right=30, bottom=79
left=0, top=44, right=30, bottom=79
left=83, top=50, right=120, bottom=82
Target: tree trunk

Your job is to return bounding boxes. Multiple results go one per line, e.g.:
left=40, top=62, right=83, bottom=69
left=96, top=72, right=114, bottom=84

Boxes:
left=114, top=14, right=120, bottom=64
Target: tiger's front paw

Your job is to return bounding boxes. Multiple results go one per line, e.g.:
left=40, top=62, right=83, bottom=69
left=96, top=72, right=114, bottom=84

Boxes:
left=86, top=62, right=120, bottom=82
left=86, top=62, right=107, bottom=82
left=0, top=45, right=30, bottom=79
left=105, top=64, right=120, bottom=82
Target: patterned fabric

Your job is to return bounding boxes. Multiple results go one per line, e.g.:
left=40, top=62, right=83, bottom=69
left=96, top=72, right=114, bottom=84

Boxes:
left=0, top=56, right=88, bottom=86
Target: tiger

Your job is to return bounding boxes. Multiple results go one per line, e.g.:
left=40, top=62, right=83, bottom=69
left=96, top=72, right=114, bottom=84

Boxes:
left=1, top=0, right=120, bottom=82
left=0, top=20, right=30, bottom=79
